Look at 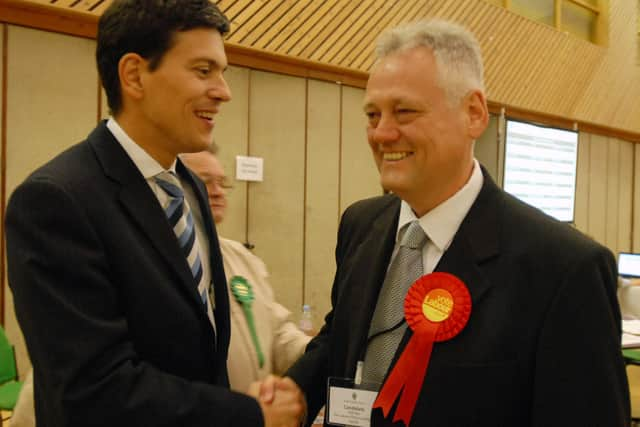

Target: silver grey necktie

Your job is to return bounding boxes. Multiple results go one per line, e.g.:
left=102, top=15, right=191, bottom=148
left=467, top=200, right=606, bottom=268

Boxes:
left=362, top=220, right=427, bottom=385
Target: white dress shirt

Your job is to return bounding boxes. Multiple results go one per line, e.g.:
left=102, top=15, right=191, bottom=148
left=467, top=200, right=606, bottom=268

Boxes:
left=394, top=159, right=484, bottom=274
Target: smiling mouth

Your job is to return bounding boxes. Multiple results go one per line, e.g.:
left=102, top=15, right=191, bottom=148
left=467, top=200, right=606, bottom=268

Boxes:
left=383, top=152, right=412, bottom=161
left=196, top=111, right=216, bottom=121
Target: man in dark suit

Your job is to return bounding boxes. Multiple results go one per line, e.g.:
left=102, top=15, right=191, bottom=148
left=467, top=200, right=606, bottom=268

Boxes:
left=5, top=1, right=303, bottom=426
left=285, top=20, right=630, bottom=426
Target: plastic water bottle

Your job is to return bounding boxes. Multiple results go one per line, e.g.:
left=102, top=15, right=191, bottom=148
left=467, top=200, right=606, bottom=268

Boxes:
left=299, top=304, right=313, bottom=334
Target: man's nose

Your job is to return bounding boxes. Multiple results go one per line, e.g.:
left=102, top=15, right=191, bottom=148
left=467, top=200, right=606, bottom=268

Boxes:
left=370, top=115, right=400, bottom=144
left=208, top=75, right=232, bottom=103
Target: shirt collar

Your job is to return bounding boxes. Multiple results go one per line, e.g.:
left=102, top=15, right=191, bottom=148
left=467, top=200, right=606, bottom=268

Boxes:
left=106, top=117, right=177, bottom=178
left=397, top=159, right=483, bottom=251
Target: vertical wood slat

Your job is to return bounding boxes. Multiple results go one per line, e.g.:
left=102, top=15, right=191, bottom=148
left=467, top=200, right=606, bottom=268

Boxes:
left=214, top=65, right=250, bottom=244
left=247, top=70, right=306, bottom=313
left=475, top=115, right=500, bottom=181
left=0, top=23, right=4, bottom=329
left=305, top=79, right=340, bottom=329
left=618, top=139, right=633, bottom=252
left=574, top=132, right=590, bottom=234
left=634, top=144, right=640, bottom=253
left=339, top=86, right=380, bottom=213
left=587, top=135, right=607, bottom=243
left=606, top=137, right=619, bottom=252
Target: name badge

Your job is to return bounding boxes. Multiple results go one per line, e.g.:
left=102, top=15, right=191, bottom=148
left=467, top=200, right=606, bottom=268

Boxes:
left=326, top=377, right=379, bottom=427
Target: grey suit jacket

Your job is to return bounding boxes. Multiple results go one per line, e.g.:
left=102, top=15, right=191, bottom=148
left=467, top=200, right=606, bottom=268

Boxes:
left=6, top=121, right=263, bottom=427
left=288, top=168, right=629, bottom=426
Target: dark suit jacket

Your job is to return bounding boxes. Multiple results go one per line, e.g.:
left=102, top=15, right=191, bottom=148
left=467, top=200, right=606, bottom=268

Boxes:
left=288, top=168, right=630, bottom=426
left=6, top=122, right=263, bottom=427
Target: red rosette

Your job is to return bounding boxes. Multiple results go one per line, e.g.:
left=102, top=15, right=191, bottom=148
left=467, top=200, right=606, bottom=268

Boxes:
left=405, top=272, right=472, bottom=340
left=373, top=272, right=471, bottom=426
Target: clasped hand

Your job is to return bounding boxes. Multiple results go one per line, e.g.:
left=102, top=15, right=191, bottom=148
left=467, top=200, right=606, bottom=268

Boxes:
left=248, top=375, right=306, bottom=427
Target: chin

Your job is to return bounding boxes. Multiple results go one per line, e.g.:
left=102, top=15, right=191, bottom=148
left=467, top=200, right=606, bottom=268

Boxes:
left=380, top=176, right=402, bottom=193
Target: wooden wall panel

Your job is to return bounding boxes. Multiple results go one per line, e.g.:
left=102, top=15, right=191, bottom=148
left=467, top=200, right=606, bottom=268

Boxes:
left=305, top=79, right=340, bottom=327
left=617, top=140, right=633, bottom=253
left=574, top=133, right=591, bottom=233
left=606, top=138, right=620, bottom=252
left=339, top=85, right=381, bottom=213
left=587, top=135, right=608, bottom=244
left=214, top=66, right=250, bottom=243
left=475, top=114, right=499, bottom=181
left=0, top=24, right=4, bottom=331
left=5, top=25, right=98, bottom=375
left=634, top=144, right=640, bottom=253
left=247, top=70, right=306, bottom=314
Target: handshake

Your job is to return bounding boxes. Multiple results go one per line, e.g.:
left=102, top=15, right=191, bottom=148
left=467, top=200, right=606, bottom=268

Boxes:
left=248, top=375, right=307, bottom=427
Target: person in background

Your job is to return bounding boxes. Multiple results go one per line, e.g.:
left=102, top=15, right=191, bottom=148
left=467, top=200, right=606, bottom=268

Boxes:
left=5, top=1, right=303, bottom=426
left=281, top=19, right=630, bottom=426
left=181, top=145, right=312, bottom=393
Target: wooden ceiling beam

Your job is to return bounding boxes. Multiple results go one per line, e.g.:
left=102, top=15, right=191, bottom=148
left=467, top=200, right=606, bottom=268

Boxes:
left=0, top=0, right=97, bottom=39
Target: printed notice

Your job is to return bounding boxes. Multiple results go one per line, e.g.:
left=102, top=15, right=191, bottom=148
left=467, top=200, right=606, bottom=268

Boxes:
left=235, top=156, right=264, bottom=182
left=327, top=386, right=377, bottom=427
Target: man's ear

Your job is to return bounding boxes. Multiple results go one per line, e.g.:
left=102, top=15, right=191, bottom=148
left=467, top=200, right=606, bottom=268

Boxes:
left=119, top=53, right=146, bottom=102
left=464, top=89, right=489, bottom=139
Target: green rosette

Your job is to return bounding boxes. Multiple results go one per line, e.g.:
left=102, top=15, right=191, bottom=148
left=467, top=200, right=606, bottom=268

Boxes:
left=230, top=275, right=265, bottom=368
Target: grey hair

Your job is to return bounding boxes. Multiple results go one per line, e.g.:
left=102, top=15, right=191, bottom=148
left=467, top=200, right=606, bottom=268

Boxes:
left=375, top=19, right=485, bottom=104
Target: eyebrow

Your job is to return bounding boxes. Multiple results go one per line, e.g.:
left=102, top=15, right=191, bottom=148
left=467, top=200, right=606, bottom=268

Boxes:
left=363, top=101, right=377, bottom=111
left=191, top=58, right=228, bottom=71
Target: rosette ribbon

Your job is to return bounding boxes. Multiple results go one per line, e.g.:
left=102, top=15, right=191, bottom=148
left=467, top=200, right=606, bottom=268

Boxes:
left=229, top=275, right=265, bottom=368
left=372, top=272, right=471, bottom=426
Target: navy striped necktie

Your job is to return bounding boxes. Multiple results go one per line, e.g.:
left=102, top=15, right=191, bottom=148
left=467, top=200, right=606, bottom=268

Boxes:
left=155, top=172, right=215, bottom=327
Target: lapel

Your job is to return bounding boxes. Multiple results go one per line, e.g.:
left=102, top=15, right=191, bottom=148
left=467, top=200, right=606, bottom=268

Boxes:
left=434, top=167, right=501, bottom=305
left=87, top=122, right=209, bottom=315
left=340, top=196, right=400, bottom=376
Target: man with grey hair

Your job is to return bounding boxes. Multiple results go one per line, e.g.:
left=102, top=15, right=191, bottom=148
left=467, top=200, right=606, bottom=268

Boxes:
left=284, top=19, right=629, bottom=426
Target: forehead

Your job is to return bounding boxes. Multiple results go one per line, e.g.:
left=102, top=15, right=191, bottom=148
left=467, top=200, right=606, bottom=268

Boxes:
left=166, top=28, right=227, bottom=65
left=364, top=47, right=442, bottom=106
left=183, top=152, right=224, bottom=175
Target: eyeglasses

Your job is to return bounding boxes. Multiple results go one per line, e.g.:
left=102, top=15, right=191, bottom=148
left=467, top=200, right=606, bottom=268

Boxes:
left=211, top=176, right=233, bottom=190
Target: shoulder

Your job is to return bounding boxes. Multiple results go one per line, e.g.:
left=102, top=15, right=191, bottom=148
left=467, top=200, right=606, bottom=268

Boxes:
left=500, top=190, right=612, bottom=267
left=340, top=193, right=399, bottom=233
left=219, top=237, right=269, bottom=277
left=219, top=237, right=253, bottom=256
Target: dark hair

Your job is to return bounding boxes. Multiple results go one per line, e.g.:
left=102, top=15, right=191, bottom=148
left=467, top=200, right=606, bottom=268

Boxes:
left=96, top=0, right=230, bottom=115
